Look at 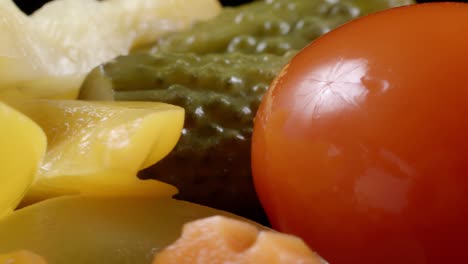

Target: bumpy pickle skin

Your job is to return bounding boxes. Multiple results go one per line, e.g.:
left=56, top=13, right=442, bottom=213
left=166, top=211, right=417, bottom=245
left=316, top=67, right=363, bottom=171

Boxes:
left=139, top=0, right=414, bottom=55
left=152, top=216, right=326, bottom=264
left=80, top=51, right=294, bottom=224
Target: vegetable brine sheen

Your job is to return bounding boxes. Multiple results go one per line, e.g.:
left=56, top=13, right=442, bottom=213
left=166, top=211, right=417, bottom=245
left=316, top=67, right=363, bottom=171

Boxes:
left=80, top=0, right=415, bottom=224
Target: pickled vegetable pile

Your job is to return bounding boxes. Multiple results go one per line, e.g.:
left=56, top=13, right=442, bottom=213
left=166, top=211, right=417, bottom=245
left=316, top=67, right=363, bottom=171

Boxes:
left=81, top=0, right=414, bottom=224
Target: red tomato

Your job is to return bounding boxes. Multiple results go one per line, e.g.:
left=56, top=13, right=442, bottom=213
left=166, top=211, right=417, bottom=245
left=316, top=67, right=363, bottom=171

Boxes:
left=252, top=3, right=468, bottom=264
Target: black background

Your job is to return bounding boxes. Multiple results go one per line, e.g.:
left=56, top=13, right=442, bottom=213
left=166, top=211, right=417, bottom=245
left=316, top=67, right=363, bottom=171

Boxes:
left=13, top=0, right=468, bottom=15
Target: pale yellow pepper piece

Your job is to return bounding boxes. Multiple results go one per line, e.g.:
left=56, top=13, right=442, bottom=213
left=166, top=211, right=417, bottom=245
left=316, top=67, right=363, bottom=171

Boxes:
left=0, top=196, right=260, bottom=264
left=0, top=250, right=47, bottom=264
left=0, top=102, right=46, bottom=218
left=0, top=0, right=221, bottom=100
left=7, top=100, right=183, bottom=202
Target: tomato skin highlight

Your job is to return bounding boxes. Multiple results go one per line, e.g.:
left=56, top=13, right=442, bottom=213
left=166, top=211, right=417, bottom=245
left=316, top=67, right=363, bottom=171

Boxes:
left=252, top=3, right=468, bottom=264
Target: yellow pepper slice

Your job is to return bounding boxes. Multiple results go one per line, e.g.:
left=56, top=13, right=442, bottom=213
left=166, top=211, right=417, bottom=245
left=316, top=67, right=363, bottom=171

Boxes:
left=6, top=100, right=183, bottom=202
left=0, top=251, right=47, bottom=264
left=0, top=195, right=257, bottom=264
left=0, top=102, right=46, bottom=218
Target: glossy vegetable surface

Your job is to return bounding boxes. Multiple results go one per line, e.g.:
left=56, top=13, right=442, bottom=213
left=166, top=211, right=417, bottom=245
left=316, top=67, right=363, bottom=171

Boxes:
left=144, top=0, right=413, bottom=55
left=0, top=251, right=46, bottom=264
left=80, top=0, right=413, bottom=225
left=0, top=0, right=221, bottom=100
left=252, top=3, right=468, bottom=263
left=6, top=100, right=184, bottom=202
left=153, top=216, right=324, bottom=264
left=0, top=195, right=255, bottom=264
left=0, top=102, right=46, bottom=219
left=80, top=51, right=295, bottom=224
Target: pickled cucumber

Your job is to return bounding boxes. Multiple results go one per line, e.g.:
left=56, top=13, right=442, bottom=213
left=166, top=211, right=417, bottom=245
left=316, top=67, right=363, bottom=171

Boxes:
left=80, top=0, right=415, bottom=224
left=79, top=51, right=295, bottom=224
left=141, top=0, right=414, bottom=55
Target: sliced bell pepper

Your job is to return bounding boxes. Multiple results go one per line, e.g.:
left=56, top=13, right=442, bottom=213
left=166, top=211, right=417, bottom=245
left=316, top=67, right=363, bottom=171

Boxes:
left=0, top=250, right=47, bottom=264
left=4, top=100, right=184, bottom=202
left=0, top=102, right=46, bottom=218
left=0, top=195, right=258, bottom=264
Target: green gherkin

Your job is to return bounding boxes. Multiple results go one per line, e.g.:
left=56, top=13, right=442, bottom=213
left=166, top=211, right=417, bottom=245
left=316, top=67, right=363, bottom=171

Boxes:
left=80, top=0, right=415, bottom=225
left=138, top=0, right=414, bottom=55
left=80, top=51, right=295, bottom=224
